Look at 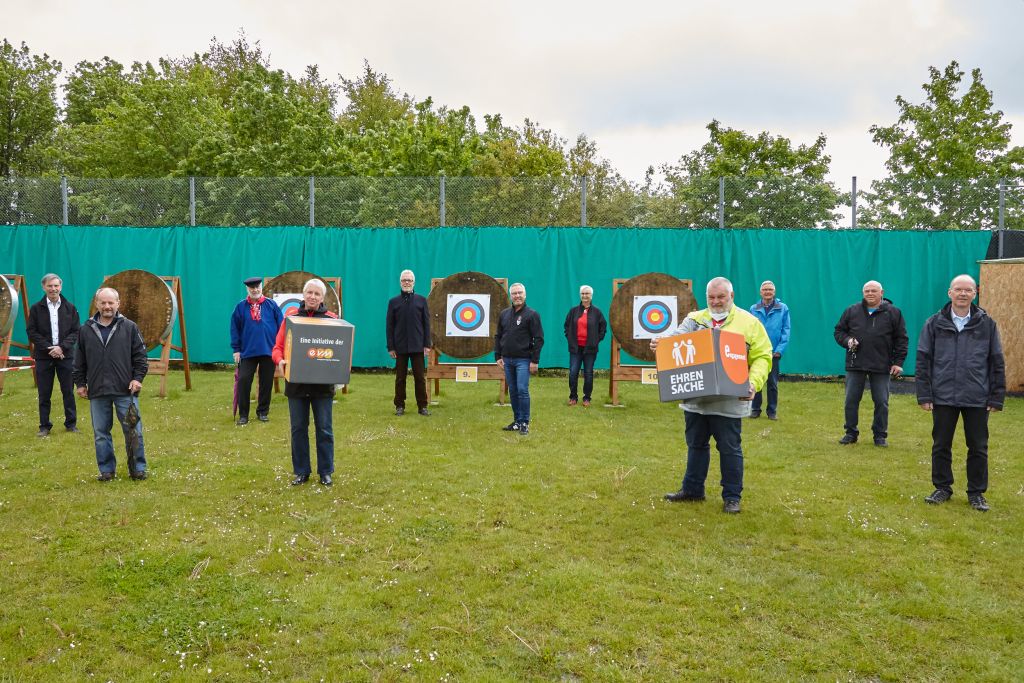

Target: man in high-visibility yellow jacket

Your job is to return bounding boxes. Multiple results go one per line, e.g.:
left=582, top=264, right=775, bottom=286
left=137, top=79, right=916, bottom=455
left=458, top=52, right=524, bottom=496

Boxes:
left=651, top=276, right=773, bottom=514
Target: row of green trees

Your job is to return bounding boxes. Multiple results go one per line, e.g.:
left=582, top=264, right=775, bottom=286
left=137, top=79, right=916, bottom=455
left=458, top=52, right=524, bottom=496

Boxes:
left=2, top=36, right=1022, bottom=228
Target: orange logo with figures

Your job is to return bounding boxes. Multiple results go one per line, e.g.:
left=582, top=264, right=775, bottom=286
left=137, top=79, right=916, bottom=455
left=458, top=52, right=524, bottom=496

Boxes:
left=718, top=330, right=749, bottom=384
left=655, top=330, right=715, bottom=370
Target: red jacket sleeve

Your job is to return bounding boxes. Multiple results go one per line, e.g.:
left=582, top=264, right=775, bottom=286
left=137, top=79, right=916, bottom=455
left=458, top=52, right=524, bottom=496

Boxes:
left=271, top=317, right=288, bottom=364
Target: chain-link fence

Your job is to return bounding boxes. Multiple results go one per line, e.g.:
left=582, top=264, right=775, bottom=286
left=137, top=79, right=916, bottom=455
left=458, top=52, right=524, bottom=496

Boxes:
left=2, top=176, right=1022, bottom=234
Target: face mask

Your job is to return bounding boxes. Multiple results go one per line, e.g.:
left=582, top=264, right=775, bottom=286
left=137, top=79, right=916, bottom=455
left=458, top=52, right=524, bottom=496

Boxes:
left=710, top=310, right=729, bottom=322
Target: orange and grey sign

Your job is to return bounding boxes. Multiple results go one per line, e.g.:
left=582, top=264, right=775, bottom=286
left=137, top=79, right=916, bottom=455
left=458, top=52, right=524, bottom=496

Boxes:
left=284, top=316, right=355, bottom=385
left=654, top=328, right=750, bottom=402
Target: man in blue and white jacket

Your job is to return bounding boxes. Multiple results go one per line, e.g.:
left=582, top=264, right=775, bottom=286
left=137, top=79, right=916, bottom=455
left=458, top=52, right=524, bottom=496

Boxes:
left=749, top=281, right=790, bottom=420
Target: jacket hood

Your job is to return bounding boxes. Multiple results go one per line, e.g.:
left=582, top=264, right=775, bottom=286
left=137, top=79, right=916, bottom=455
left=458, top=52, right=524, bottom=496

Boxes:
left=934, top=302, right=988, bottom=328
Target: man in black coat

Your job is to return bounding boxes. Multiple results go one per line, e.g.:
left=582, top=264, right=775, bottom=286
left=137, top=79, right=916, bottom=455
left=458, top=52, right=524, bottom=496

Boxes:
left=73, top=288, right=149, bottom=481
left=26, top=273, right=81, bottom=437
left=833, top=280, right=909, bottom=447
left=562, top=284, right=606, bottom=407
left=385, top=269, right=432, bottom=416
left=495, top=282, right=544, bottom=435
left=917, top=275, right=1005, bottom=512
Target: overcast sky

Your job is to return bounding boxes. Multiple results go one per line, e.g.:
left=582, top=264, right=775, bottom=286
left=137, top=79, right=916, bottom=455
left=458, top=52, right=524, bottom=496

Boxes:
left=7, top=0, right=1024, bottom=188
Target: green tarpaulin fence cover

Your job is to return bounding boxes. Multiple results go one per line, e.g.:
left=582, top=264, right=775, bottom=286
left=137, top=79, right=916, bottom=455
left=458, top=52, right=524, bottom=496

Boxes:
left=1, top=225, right=989, bottom=376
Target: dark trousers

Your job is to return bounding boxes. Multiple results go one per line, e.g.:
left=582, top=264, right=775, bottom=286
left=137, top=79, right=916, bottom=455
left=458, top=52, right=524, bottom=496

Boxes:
left=931, top=405, right=989, bottom=496
left=568, top=348, right=596, bottom=401
left=751, top=356, right=780, bottom=416
left=36, top=355, right=77, bottom=430
left=288, top=396, right=334, bottom=477
left=681, top=411, right=744, bottom=502
left=237, top=356, right=275, bottom=419
left=394, top=352, right=428, bottom=410
left=844, top=371, right=890, bottom=439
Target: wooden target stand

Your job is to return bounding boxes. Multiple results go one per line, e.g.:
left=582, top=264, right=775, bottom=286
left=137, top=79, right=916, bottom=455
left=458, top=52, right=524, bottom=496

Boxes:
left=425, top=277, right=509, bottom=405
left=104, top=274, right=193, bottom=398
left=0, top=274, right=32, bottom=396
left=607, top=276, right=694, bottom=407
left=270, top=277, right=348, bottom=395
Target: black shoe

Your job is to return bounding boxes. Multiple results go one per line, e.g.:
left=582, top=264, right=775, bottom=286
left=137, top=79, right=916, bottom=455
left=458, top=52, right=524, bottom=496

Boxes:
left=839, top=434, right=857, bottom=445
left=395, top=406, right=405, bottom=416
left=418, top=408, right=430, bottom=416
left=664, top=490, right=705, bottom=502
left=502, top=422, right=520, bottom=431
left=37, top=427, right=51, bottom=438
left=749, top=412, right=761, bottom=419
left=66, top=425, right=80, bottom=433
left=924, top=489, right=951, bottom=504
left=723, top=499, right=741, bottom=514
left=320, top=474, right=333, bottom=486
left=874, top=438, right=888, bottom=447
left=236, top=417, right=249, bottom=426
left=97, top=472, right=114, bottom=482
left=130, top=470, right=147, bottom=481
left=257, top=413, right=269, bottom=422
left=518, top=423, right=529, bottom=435
left=767, top=414, right=778, bottom=421
left=291, top=475, right=309, bottom=486
left=968, top=494, right=989, bottom=512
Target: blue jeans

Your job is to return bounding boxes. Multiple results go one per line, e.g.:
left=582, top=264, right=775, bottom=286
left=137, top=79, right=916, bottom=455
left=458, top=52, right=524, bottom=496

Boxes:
left=288, top=396, right=334, bottom=477
left=844, top=371, right=890, bottom=439
left=568, top=348, right=596, bottom=401
left=751, top=356, right=779, bottom=416
left=90, top=395, right=146, bottom=474
left=503, top=357, right=532, bottom=424
left=681, top=411, right=744, bottom=501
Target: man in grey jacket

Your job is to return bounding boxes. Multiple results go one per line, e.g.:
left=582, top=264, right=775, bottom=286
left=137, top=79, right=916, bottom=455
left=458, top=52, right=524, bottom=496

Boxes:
left=73, top=288, right=149, bottom=481
left=916, top=275, right=1005, bottom=512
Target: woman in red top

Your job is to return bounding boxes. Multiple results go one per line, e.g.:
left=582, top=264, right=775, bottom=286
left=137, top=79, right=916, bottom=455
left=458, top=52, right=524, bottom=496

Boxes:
left=272, top=279, right=338, bottom=486
left=562, top=285, right=607, bottom=407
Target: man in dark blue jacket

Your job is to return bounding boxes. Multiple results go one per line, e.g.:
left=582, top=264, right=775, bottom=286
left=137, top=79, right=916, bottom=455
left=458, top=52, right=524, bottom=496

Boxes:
left=26, top=273, right=80, bottom=437
left=73, top=288, right=149, bottom=481
left=917, top=275, right=1005, bottom=512
left=385, top=269, right=432, bottom=416
left=833, top=281, right=908, bottom=447
left=230, top=277, right=284, bottom=425
left=495, top=283, right=544, bottom=435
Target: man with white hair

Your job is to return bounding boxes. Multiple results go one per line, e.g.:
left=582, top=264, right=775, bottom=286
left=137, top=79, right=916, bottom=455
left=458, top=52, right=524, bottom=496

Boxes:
left=748, top=280, right=790, bottom=420
left=652, top=277, right=773, bottom=514
left=495, top=282, right=544, bottom=435
left=562, top=284, right=606, bottom=407
left=385, top=269, right=431, bottom=416
left=833, top=280, right=908, bottom=447
left=917, top=274, right=1004, bottom=512
left=73, top=287, right=149, bottom=481
left=26, top=273, right=81, bottom=437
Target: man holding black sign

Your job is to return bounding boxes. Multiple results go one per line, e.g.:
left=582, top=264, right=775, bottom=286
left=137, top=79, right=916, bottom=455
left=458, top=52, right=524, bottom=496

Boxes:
left=651, top=277, right=772, bottom=514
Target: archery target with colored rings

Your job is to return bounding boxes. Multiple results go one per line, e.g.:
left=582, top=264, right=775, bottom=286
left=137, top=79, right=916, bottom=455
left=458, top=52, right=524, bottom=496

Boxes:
left=446, top=293, right=490, bottom=337
left=633, top=295, right=678, bottom=339
left=273, top=293, right=304, bottom=317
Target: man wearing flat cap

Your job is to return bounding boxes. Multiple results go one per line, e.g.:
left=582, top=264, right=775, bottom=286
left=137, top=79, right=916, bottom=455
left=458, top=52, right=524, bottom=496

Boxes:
left=230, top=277, right=284, bottom=425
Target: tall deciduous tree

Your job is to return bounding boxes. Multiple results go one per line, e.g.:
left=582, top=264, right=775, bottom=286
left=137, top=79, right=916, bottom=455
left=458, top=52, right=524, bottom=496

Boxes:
left=863, top=61, right=1024, bottom=230
left=0, top=39, right=61, bottom=177
left=655, top=121, right=842, bottom=228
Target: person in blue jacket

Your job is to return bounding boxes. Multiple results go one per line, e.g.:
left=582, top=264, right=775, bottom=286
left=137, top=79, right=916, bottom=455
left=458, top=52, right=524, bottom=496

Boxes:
left=230, top=277, right=284, bottom=425
left=749, top=280, right=790, bottom=420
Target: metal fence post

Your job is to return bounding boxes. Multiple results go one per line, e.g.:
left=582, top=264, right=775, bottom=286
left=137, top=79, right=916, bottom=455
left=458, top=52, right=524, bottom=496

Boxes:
left=439, top=175, right=446, bottom=227
left=718, top=177, right=725, bottom=229
left=189, top=176, right=196, bottom=227
left=580, top=176, right=588, bottom=227
left=998, top=178, right=1005, bottom=258
left=309, top=176, right=315, bottom=227
left=851, top=176, right=857, bottom=230
left=61, top=176, right=68, bottom=226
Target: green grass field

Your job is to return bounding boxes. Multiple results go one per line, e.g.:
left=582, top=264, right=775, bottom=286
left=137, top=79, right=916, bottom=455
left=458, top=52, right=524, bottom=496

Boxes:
left=0, top=369, right=1021, bottom=681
